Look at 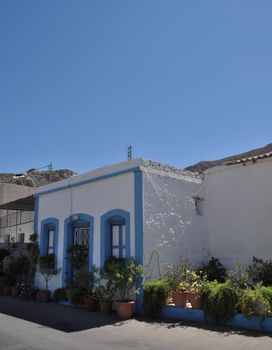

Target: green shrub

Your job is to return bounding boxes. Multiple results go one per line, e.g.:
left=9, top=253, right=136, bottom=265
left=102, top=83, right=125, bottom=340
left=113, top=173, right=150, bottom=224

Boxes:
left=248, top=257, right=272, bottom=286
left=227, top=263, right=251, bottom=290
left=52, top=288, right=67, bottom=303
left=164, top=260, right=193, bottom=290
left=104, top=257, right=143, bottom=301
left=260, top=286, right=272, bottom=307
left=238, top=286, right=271, bottom=320
left=199, top=257, right=227, bottom=283
left=143, top=280, right=171, bottom=317
left=201, top=281, right=238, bottom=322
left=70, top=287, right=84, bottom=305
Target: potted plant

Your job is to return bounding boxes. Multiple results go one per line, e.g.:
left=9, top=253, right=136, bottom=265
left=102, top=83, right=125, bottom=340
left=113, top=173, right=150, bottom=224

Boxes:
left=166, top=262, right=204, bottom=308
left=93, top=283, right=114, bottom=314
left=70, top=266, right=98, bottom=310
left=176, top=270, right=204, bottom=308
left=39, top=254, right=60, bottom=302
left=104, top=257, right=143, bottom=319
left=165, top=260, right=191, bottom=307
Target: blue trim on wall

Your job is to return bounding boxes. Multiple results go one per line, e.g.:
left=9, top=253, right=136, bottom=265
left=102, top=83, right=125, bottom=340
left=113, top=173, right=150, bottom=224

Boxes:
left=100, top=209, right=131, bottom=268
left=40, top=218, right=59, bottom=265
left=34, top=196, right=39, bottom=234
left=37, top=167, right=141, bottom=197
left=134, top=169, right=144, bottom=313
left=161, top=306, right=272, bottom=333
left=62, top=213, right=94, bottom=287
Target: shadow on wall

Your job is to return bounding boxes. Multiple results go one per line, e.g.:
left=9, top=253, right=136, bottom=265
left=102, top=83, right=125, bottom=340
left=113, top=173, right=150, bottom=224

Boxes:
left=143, top=170, right=209, bottom=271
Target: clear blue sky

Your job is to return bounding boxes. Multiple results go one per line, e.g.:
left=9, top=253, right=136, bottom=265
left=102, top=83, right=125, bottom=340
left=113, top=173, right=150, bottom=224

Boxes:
left=1, top=1, right=272, bottom=174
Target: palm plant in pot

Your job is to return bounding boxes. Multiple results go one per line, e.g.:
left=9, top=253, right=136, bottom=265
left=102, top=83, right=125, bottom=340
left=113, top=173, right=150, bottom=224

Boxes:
left=39, top=254, right=60, bottom=302
left=93, top=282, right=115, bottom=314
left=104, top=257, right=143, bottom=319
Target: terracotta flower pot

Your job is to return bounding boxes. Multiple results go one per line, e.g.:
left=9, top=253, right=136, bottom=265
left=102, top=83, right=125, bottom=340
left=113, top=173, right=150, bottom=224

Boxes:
left=11, top=286, right=18, bottom=297
left=172, top=291, right=188, bottom=307
left=187, top=292, right=201, bottom=309
left=115, top=301, right=135, bottom=320
left=99, top=301, right=112, bottom=315
left=40, top=290, right=50, bottom=302
left=84, top=295, right=96, bottom=312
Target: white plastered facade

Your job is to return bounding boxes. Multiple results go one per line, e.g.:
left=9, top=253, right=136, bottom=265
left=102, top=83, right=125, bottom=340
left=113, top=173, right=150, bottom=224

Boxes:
left=202, top=157, right=272, bottom=268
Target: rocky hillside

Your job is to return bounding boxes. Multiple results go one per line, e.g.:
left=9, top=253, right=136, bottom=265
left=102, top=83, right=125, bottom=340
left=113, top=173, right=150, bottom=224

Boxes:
left=186, top=143, right=272, bottom=173
left=0, top=168, right=76, bottom=187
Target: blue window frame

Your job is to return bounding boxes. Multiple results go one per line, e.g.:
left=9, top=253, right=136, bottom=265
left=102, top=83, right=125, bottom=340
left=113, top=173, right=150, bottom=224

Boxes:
left=100, top=209, right=130, bottom=267
left=40, top=218, right=59, bottom=262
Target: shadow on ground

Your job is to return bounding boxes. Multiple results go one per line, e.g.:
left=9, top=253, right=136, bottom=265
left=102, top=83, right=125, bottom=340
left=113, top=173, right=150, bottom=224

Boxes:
left=135, top=315, right=272, bottom=338
left=0, top=295, right=124, bottom=333
left=0, top=296, right=270, bottom=337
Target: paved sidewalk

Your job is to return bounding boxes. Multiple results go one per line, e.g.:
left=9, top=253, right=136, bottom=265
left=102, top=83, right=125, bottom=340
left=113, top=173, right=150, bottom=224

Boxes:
left=0, top=296, right=271, bottom=350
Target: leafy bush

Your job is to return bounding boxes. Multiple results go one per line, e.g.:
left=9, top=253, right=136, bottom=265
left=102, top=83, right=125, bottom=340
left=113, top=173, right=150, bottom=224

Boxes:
left=238, top=286, right=271, bottom=321
left=104, top=257, right=143, bottom=301
left=66, top=245, right=89, bottom=270
left=201, top=281, right=238, bottom=322
left=177, top=270, right=205, bottom=293
left=73, top=266, right=98, bottom=296
left=199, top=257, right=227, bottom=283
left=70, top=287, right=85, bottom=305
left=227, top=262, right=251, bottom=290
left=164, top=260, right=193, bottom=290
left=248, top=257, right=272, bottom=286
left=143, top=280, right=171, bottom=316
left=260, top=286, right=272, bottom=307
left=52, top=288, right=67, bottom=302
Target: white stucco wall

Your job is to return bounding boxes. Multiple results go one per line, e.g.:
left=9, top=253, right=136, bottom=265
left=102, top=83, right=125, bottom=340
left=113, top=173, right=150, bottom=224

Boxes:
left=142, top=168, right=209, bottom=278
left=203, top=158, right=272, bottom=268
left=36, top=172, right=135, bottom=291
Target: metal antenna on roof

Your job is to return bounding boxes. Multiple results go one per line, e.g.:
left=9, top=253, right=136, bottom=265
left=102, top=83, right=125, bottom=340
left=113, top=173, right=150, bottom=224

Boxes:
left=48, top=163, right=53, bottom=183
left=127, top=145, right=132, bottom=161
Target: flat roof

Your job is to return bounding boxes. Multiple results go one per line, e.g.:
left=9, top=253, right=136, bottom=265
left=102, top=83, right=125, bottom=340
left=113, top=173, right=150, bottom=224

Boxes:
left=36, top=158, right=200, bottom=196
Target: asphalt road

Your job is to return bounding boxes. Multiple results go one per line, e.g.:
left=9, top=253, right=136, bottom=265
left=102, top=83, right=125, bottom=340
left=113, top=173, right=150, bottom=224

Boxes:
left=0, top=296, right=271, bottom=350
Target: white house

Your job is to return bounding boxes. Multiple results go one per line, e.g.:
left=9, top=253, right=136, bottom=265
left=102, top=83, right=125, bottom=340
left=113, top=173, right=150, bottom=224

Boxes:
left=34, top=158, right=207, bottom=299
left=34, top=152, right=272, bottom=307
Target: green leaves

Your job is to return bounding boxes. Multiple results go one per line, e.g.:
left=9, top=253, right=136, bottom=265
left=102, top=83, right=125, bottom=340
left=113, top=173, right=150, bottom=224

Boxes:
left=143, top=280, right=171, bottom=316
